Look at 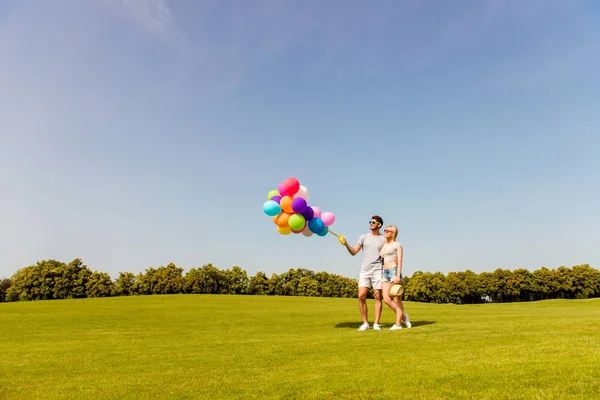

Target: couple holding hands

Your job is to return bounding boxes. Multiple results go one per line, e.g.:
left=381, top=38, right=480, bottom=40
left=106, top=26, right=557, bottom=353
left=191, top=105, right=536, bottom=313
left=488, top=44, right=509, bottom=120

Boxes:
left=339, top=215, right=411, bottom=331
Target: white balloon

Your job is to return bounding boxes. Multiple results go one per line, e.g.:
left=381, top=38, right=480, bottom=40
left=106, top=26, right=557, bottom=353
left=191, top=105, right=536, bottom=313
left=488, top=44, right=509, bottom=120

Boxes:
left=296, top=185, right=309, bottom=201
left=301, top=224, right=313, bottom=237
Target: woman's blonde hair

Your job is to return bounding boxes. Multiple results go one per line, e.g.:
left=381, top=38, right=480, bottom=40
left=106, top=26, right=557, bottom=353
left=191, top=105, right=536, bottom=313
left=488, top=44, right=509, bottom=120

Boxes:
left=380, top=225, right=398, bottom=257
left=387, top=225, right=398, bottom=241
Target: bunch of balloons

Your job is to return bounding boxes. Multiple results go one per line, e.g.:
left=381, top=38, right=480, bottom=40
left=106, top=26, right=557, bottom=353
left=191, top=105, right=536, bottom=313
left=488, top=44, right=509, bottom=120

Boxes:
left=262, top=177, right=336, bottom=237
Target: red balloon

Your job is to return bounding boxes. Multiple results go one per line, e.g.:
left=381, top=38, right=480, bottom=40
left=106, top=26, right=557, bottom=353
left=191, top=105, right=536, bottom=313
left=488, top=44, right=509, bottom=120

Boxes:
left=283, top=177, right=300, bottom=196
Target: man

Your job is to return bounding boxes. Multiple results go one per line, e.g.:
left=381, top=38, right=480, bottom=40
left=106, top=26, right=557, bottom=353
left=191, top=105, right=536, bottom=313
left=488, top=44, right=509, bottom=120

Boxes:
left=339, top=216, right=385, bottom=331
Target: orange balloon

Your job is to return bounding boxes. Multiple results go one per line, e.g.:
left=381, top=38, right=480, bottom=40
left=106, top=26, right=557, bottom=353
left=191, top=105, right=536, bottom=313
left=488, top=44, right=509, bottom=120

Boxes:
left=280, top=195, right=294, bottom=213
left=274, top=212, right=291, bottom=228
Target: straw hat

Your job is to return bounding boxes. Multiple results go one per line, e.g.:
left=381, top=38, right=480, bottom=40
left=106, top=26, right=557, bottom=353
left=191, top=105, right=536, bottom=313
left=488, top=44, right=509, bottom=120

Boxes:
left=389, top=283, right=404, bottom=298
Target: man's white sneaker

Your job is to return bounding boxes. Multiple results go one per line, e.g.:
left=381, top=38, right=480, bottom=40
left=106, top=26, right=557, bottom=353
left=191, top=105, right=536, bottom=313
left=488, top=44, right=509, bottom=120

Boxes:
left=373, top=324, right=382, bottom=331
left=358, top=323, right=370, bottom=331
left=390, top=324, right=402, bottom=330
left=404, top=313, right=412, bottom=328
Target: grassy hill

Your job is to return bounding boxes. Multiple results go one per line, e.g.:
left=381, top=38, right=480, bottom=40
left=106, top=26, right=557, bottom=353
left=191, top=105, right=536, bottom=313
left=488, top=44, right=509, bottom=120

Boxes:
left=1, top=295, right=599, bottom=399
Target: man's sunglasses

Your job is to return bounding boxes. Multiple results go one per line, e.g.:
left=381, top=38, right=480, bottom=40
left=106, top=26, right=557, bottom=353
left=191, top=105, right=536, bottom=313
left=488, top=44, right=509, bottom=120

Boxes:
left=369, top=220, right=380, bottom=225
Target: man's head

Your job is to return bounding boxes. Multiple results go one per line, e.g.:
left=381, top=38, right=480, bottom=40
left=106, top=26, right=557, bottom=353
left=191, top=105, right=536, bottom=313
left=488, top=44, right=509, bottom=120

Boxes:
left=369, top=215, right=383, bottom=231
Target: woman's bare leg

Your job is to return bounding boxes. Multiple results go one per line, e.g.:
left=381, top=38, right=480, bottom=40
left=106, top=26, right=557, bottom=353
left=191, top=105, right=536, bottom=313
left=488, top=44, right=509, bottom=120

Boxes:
left=395, top=296, right=404, bottom=326
left=381, top=282, right=397, bottom=313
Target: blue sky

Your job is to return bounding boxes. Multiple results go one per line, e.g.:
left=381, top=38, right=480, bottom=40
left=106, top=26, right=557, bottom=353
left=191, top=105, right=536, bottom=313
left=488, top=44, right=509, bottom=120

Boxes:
left=1, top=0, right=599, bottom=280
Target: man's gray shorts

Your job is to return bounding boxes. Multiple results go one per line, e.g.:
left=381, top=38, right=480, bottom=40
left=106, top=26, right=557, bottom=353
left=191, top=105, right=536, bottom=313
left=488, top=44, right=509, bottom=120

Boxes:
left=358, top=266, right=383, bottom=290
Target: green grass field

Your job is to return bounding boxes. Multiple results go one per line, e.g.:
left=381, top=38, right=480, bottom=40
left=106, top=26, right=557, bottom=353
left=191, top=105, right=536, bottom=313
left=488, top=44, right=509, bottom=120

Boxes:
left=1, top=295, right=599, bottom=399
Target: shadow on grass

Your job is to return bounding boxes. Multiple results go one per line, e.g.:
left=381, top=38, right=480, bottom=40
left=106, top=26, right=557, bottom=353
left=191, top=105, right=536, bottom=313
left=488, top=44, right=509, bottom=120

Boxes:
left=334, top=320, right=436, bottom=329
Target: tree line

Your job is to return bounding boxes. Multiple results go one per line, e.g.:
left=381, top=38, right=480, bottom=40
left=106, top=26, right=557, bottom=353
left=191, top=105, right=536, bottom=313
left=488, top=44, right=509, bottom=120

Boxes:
left=1, top=258, right=599, bottom=304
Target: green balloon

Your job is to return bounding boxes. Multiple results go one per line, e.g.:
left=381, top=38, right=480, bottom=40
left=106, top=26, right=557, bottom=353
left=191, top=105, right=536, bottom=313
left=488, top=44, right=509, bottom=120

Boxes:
left=267, top=189, right=280, bottom=200
left=288, top=214, right=306, bottom=231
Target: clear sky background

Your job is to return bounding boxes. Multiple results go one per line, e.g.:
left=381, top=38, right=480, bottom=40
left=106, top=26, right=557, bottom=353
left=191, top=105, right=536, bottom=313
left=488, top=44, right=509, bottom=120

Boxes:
left=1, top=0, right=599, bottom=280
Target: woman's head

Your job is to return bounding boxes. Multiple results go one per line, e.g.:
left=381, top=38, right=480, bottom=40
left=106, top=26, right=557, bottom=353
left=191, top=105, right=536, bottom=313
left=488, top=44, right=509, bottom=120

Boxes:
left=384, top=225, right=398, bottom=241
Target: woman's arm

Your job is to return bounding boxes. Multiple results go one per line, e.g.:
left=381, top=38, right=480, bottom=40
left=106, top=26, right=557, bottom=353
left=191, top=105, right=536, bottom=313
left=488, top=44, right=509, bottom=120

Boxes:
left=395, top=245, right=403, bottom=282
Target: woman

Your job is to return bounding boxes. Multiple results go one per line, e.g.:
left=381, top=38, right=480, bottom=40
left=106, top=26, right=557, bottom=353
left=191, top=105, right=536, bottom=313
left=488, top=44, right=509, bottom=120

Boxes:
left=380, top=225, right=411, bottom=330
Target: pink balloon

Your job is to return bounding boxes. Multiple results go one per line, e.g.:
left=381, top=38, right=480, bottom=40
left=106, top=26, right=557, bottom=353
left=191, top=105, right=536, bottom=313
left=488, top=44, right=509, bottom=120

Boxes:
left=321, top=212, right=335, bottom=227
left=278, top=181, right=288, bottom=196
left=312, top=206, right=321, bottom=219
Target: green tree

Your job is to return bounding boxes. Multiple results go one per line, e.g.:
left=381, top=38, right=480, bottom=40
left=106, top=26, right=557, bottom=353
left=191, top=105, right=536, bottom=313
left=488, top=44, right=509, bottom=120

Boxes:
left=508, top=269, right=535, bottom=302
left=113, top=272, right=139, bottom=296
left=555, top=266, right=574, bottom=299
left=313, top=272, right=338, bottom=298
left=431, top=272, right=447, bottom=303
left=62, top=258, right=92, bottom=299
left=492, top=268, right=513, bottom=303
left=532, top=267, right=556, bottom=300
left=0, top=278, right=11, bottom=302
left=184, top=264, right=227, bottom=294
left=318, top=273, right=357, bottom=298
left=6, top=259, right=91, bottom=301
left=6, top=258, right=600, bottom=304
left=570, top=264, right=599, bottom=299
left=86, top=272, right=114, bottom=297
left=404, top=271, right=432, bottom=302
left=248, top=272, right=269, bottom=295
left=268, top=273, right=284, bottom=295
left=477, top=271, right=496, bottom=302
left=297, top=277, right=320, bottom=297
left=443, top=272, right=467, bottom=304
left=113, top=272, right=137, bottom=296
left=276, top=268, right=315, bottom=296
left=134, top=263, right=185, bottom=295
left=154, top=263, right=185, bottom=294
left=459, top=270, right=481, bottom=304
left=222, top=266, right=249, bottom=294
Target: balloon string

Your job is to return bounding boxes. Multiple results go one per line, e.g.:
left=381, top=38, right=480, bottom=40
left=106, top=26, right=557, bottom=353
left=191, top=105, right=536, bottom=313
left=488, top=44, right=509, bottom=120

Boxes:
left=328, top=229, right=340, bottom=238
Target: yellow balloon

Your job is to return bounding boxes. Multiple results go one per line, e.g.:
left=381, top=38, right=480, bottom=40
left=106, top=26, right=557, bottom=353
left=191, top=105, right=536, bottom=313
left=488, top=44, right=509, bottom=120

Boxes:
left=278, top=226, right=292, bottom=235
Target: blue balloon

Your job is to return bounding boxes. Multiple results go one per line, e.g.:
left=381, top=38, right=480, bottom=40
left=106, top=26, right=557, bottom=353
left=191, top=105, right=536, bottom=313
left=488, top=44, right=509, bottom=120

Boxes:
left=317, top=227, right=329, bottom=236
left=308, top=218, right=324, bottom=234
left=263, top=200, right=281, bottom=216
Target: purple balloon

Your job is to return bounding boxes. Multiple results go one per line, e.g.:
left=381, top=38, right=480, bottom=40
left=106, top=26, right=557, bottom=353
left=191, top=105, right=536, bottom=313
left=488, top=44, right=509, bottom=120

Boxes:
left=301, top=206, right=314, bottom=221
left=271, top=195, right=282, bottom=204
left=291, top=197, right=307, bottom=213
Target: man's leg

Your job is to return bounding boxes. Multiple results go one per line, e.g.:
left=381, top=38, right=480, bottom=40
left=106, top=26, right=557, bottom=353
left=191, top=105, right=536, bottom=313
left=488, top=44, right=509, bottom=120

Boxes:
left=358, top=286, right=369, bottom=324
left=372, top=268, right=384, bottom=326
left=357, top=272, right=371, bottom=329
left=373, top=289, right=383, bottom=325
